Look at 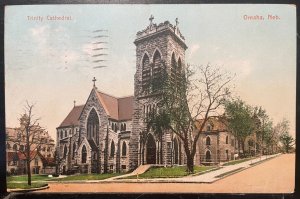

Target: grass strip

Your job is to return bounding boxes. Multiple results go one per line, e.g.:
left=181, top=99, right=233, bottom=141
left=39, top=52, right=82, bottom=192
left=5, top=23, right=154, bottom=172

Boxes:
left=249, top=156, right=276, bottom=166
left=215, top=167, right=244, bottom=178
left=7, top=182, right=48, bottom=189
left=49, top=173, right=121, bottom=181
left=7, top=175, right=51, bottom=182
left=222, top=157, right=255, bottom=166
left=122, top=166, right=215, bottom=179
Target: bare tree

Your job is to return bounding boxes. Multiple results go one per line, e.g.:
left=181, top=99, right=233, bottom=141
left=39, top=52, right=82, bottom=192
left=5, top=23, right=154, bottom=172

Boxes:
left=8, top=101, right=45, bottom=185
left=147, top=63, right=233, bottom=173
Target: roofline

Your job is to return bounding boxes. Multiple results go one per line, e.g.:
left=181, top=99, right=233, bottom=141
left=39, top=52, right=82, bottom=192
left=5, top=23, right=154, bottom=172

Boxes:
left=97, top=89, right=133, bottom=99
left=58, top=104, right=85, bottom=127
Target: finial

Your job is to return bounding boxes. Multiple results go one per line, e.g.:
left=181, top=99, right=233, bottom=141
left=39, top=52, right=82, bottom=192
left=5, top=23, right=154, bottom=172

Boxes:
left=73, top=100, right=76, bottom=107
left=149, top=15, right=154, bottom=25
left=92, top=77, right=97, bottom=87
left=175, top=18, right=179, bottom=27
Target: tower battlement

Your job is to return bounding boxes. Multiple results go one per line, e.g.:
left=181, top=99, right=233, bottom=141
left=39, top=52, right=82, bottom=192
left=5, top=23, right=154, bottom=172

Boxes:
left=135, top=20, right=185, bottom=44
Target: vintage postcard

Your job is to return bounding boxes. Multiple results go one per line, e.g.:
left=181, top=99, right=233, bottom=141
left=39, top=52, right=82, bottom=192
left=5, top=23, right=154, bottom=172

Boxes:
left=4, top=4, right=296, bottom=194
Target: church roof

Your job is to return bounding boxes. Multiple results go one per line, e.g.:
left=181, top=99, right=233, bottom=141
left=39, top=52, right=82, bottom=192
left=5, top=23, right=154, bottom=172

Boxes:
left=96, top=91, right=133, bottom=121
left=59, top=105, right=85, bottom=128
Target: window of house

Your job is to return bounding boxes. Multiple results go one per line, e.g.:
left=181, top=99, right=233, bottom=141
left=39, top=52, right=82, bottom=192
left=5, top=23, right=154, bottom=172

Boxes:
left=20, top=145, right=24, bottom=151
left=7, top=143, right=11, bottom=150
left=34, top=158, right=39, bottom=166
left=13, top=144, right=17, bottom=151
left=226, top=136, right=229, bottom=144
left=207, top=124, right=212, bottom=131
left=206, top=136, right=211, bottom=145
left=60, top=131, right=63, bottom=139
left=64, top=130, right=67, bottom=138
left=122, top=165, right=126, bottom=170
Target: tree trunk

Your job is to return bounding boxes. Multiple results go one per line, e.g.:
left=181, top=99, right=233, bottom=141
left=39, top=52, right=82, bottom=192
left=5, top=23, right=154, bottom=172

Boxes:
left=160, top=134, right=163, bottom=164
left=241, top=139, right=245, bottom=157
left=186, top=154, right=194, bottom=173
left=182, top=141, right=194, bottom=173
left=237, top=139, right=241, bottom=157
left=27, top=158, right=31, bottom=186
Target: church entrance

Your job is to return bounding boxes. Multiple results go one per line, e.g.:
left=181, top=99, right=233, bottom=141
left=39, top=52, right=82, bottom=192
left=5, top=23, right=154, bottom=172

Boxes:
left=206, top=150, right=211, bottom=162
left=146, top=135, right=156, bottom=164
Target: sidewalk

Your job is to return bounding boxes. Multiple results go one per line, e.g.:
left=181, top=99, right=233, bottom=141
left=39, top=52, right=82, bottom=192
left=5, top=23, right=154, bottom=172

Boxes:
left=104, top=153, right=280, bottom=183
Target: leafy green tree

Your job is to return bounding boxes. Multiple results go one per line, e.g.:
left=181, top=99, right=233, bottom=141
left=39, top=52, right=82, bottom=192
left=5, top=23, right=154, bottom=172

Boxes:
left=275, top=119, right=295, bottom=153
left=224, top=99, right=256, bottom=157
left=280, top=133, right=295, bottom=153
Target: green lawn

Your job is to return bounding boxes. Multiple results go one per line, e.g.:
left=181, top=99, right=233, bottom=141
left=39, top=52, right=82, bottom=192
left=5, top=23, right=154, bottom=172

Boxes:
left=222, top=157, right=255, bottom=166
left=125, top=166, right=215, bottom=179
left=50, top=173, right=121, bottom=181
left=7, top=175, right=51, bottom=182
left=7, top=182, right=48, bottom=189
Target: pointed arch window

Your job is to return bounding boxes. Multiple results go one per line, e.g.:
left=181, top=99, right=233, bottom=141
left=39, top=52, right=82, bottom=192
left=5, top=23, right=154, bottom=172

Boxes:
left=142, top=54, right=151, bottom=91
left=177, top=57, right=182, bottom=73
left=110, top=141, right=115, bottom=158
left=63, top=145, right=67, bottom=159
left=81, top=145, right=87, bottom=163
left=72, top=142, right=76, bottom=159
left=87, top=108, right=99, bottom=143
left=122, top=141, right=127, bottom=156
left=152, top=50, right=162, bottom=91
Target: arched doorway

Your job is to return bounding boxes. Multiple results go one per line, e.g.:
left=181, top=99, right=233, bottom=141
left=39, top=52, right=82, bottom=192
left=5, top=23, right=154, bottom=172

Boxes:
left=173, top=138, right=179, bottom=164
left=206, top=150, right=211, bottom=162
left=146, top=134, right=156, bottom=164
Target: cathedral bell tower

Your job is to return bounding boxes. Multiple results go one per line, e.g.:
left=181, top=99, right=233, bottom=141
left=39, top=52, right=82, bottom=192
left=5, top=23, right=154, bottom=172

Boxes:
left=129, top=16, right=188, bottom=170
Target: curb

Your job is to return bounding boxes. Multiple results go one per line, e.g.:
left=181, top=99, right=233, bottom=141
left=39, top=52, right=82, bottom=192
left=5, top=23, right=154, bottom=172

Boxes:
left=7, top=185, right=49, bottom=193
left=208, top=154, right=281, bottom=183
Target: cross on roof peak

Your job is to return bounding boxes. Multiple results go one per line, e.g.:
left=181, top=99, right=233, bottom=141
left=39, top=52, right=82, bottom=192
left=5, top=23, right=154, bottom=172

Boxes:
left=149, top=15, right=154, bottom=25
left=92, top=77, right=97, bottom=87
left=175, top=18, right=179, bottom=26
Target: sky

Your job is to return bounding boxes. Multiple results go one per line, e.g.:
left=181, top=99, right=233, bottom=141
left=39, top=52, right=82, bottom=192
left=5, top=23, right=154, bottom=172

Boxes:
left=5, top=4, right=296, bottom=141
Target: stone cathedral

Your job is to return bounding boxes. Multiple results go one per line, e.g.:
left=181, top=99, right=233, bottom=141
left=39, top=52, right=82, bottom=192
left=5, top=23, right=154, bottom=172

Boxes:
left=56, top=17, right=235, bottom=174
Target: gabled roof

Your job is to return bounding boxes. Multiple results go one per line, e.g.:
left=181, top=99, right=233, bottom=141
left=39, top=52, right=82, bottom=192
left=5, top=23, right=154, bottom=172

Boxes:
left=96, top=90, right=133, bottom=121
left=59, top=105, right=84, bottom=128
left=196, top=116, right=228, bottom=132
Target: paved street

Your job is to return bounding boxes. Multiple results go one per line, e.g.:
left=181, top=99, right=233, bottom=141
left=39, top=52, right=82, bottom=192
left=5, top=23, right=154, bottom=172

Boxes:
left=38, top=154, right=294, bottom=193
